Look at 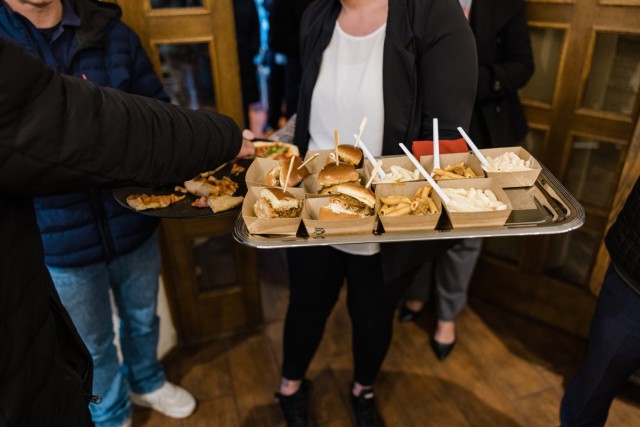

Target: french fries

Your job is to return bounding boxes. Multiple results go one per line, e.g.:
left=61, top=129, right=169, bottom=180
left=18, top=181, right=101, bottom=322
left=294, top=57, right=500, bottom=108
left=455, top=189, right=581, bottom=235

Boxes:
left=373, top=165, right=420, bottom=183
left=432, top=162, right=477, bottom=180
left=379, top=185, right=439, bottom=217
left=443, top=187, right=508, bottom=212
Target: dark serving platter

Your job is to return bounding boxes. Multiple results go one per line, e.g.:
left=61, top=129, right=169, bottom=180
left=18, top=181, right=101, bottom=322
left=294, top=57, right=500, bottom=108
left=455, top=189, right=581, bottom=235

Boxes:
left=112, top=159, right=252, bottom=219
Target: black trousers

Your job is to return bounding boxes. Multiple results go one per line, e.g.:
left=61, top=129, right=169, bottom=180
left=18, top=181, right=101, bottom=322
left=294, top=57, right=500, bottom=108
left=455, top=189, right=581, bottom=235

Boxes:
left=560, top=264, right=640, bottom=426
left=283, top=246, right=409, bottom=385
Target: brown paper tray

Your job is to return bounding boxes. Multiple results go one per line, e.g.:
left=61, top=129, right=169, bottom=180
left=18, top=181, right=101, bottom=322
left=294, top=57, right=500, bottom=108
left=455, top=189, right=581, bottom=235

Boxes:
left=232, top=161, right=584, bottom=249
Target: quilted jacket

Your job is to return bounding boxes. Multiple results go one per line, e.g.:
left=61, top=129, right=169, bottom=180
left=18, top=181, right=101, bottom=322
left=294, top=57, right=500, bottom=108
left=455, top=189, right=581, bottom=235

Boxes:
left=0, top=0, right=168, bottom=267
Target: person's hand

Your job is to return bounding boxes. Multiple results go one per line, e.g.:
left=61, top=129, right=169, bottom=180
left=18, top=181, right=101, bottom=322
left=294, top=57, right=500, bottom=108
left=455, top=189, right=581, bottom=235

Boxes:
left=234, top=129, right=256, bottom=160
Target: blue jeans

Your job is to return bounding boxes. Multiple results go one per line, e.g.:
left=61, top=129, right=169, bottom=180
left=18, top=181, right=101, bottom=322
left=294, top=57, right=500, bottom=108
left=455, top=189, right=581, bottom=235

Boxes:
left=49, top=233, right=166, bottom=427
left=560, top=264, right=640, bottom=426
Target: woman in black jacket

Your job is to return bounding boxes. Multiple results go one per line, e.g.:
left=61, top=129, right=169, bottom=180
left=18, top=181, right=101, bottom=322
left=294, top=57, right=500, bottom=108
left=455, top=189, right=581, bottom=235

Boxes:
left=0, top=38, right=249, bottom=427
left=274, top=1, right=477, bottom=426
left=399, top=0, right=535, bottom=362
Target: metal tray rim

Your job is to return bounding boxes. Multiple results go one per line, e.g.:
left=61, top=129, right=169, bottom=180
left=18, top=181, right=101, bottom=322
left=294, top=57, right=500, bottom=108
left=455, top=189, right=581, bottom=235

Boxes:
left=232, top=165, right=585, bottom=249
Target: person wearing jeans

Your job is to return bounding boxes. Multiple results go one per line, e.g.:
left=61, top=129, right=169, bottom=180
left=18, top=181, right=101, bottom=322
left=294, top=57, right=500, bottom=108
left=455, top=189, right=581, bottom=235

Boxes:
left=0, top=0, right=197, bottom=426
left=49, top=233, right=168, bottom=426
left=560, top=178, right=640, bottom=427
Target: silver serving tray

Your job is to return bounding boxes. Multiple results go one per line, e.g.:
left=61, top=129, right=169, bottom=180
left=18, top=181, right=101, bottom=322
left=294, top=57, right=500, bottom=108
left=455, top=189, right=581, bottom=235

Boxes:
left=232, top=164, right=584, bottom=249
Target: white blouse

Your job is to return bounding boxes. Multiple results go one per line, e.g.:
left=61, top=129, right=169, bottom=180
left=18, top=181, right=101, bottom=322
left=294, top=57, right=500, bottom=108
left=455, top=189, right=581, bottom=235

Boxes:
left=308, top=21, right=386, bottom=256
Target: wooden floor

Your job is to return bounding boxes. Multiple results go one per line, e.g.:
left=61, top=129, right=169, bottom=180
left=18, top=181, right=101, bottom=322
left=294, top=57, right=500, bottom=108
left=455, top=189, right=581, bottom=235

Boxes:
left=134, top=250, right=640, bottom=426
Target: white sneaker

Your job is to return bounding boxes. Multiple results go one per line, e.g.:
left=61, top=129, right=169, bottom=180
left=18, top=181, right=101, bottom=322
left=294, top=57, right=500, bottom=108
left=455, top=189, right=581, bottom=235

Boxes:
left=130, top=382, right=196, bottom=419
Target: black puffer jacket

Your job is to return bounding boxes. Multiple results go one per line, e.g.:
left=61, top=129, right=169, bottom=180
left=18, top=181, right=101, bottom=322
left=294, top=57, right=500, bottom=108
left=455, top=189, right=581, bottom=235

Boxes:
left=0, top=39, right=241, bottom=426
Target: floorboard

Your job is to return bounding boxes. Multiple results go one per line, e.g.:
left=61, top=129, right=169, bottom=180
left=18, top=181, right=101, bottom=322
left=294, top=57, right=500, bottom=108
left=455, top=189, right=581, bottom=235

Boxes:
left=133, top=251, right=640, bottom=426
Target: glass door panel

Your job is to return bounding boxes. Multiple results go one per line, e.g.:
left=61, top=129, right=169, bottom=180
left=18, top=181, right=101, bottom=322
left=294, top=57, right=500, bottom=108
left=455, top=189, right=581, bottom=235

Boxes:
left=581, top=32, right=640, bottom=117
left=563, top=137, right=625, bottom=210
left=519, top=26, right=566, bottom=105
left=156, top=42, right=215, bottom=110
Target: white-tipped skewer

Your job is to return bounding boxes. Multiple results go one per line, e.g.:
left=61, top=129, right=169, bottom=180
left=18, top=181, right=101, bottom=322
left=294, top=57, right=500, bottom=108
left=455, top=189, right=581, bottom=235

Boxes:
left=433, top=118, right=440, bottom=170
left=457, top=127, right=488, bottom=167
left=282, top=156, right=295, bottom=193
left=366, top=160, right=383, bottom=189
left=352, top=134, right=386, bottom=179
left=353, top=116, right=368, bottom=147
left=398, top=143, right=450, bottom=204
left=298, top=153, right=319, bottom=170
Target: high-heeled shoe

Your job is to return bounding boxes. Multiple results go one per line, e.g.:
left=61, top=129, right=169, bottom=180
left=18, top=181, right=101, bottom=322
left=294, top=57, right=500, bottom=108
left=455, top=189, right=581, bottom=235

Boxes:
left=430, top=338, right=455, bottom=361
left=398, top=304, right=423, bottom=323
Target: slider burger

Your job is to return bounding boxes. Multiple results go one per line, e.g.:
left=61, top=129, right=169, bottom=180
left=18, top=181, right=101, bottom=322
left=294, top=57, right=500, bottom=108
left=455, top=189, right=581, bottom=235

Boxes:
left=264, top=157, right=310, bottom=187
left=318, top=163, right=360, bottom=193
left=318, top=183, right=376, bottom=220
left=253, top=188, right=303, bottom=218
left=328, top=145, right=364, bottom=167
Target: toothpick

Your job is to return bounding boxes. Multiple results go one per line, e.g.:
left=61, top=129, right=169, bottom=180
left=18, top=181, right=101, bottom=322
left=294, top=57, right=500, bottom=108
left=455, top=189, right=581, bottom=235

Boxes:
left=334, top=130, right=340, bottom=166
left=298, top=153, right=319, bottom=170
left=366, top=160, right=383, bottom=189
left=282, top=156, right=295, bottom=193
left=354, top=116, right=368, bottom=147
left=201, top=162, right=228, bottom=178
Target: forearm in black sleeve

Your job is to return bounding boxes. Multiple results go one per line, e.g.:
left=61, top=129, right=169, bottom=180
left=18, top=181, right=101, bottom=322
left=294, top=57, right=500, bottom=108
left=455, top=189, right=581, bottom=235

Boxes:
left=0, top=39, right=242, bottom=195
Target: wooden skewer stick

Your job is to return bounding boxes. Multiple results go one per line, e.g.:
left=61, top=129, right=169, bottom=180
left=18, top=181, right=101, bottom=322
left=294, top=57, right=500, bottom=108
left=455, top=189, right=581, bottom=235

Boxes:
left=201, top=162, right=227, bottom=177
left=334, top=129, right=340, bottom=166
left=354, top=116, right=368, bottom=147
left=298, top=153, right=319, bottom=170
left=366, top=160, right=383, bottom=189
left=282, top=156, right=295, bottom=193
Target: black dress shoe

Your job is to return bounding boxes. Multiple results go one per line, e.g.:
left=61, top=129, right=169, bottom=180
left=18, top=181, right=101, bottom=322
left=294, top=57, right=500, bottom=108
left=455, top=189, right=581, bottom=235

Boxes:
left=275, top=379, right=313, bottom=427
left=398, top=304, right=423, bottom=323
left=350, top=386, right=385, bottom=427
left=431, top=338, right=455, bottom=361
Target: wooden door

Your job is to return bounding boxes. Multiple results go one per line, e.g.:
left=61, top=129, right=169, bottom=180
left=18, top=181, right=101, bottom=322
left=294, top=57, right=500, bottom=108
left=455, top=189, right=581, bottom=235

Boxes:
left=472, top=0, right=640, bottom=336
left=108, top=0, right=262, bottom=343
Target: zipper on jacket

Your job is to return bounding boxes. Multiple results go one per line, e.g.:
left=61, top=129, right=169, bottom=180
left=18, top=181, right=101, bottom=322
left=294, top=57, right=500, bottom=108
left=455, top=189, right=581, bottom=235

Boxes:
left=90, top=191, right=116, bottom=263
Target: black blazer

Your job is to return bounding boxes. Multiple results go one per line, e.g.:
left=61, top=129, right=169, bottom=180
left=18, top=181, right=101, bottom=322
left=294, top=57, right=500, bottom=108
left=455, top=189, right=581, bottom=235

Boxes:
left=469, top=0, right=534, bottom=148
left=292, top=0, right=478, bottom=280
left=293, top=0, right=478, bottom=157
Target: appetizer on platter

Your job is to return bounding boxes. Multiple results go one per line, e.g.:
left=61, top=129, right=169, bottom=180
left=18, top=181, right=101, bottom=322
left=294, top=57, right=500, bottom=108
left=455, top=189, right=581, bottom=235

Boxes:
left=126, top=193, right=186, bottom=211
left=318, top=183, right=375, bottom=220
left=432, top=162, right=478, bottom=180
left=253, top=141, right=300, bottom=161
left=482, top=151, right=532, bottom=172
left=263, top=157, right=311, bottom=187
left=443, top=188, right=508, bottom=212
left=379, top=185, right=438, bottom=216
left=373, top=165, right=420, bottom=183
left=327, top=144, right=364, bottom=167
left=253, top=188, right=303, bottom=219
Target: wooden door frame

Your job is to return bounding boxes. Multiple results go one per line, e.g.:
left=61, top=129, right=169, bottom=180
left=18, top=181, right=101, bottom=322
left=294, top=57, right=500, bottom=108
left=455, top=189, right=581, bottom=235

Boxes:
left=472, top=0, right=640, bottom=337
left=110, top=0, right=245, bottom=127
